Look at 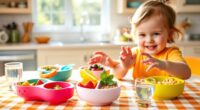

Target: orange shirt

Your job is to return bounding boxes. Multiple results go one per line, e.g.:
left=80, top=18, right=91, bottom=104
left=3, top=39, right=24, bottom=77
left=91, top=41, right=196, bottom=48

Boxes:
left=132, top=46, right=185, bottom=79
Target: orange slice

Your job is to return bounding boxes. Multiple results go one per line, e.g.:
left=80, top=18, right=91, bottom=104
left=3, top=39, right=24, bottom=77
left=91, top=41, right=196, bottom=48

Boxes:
left=40, top=69, right=57, bottom=78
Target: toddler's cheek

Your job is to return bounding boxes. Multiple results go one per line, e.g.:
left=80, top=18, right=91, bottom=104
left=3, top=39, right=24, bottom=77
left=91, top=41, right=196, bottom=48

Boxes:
left=138, top=45, right=145, bottom=52
left=137, top=40, right=144, bottom=47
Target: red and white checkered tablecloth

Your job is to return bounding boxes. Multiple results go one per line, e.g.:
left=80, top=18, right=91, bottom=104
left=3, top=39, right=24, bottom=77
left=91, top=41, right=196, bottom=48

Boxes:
left=0, top=72, right=200, bottom=110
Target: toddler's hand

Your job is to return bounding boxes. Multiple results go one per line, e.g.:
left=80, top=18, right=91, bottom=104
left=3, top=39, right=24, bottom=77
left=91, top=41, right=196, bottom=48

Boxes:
left=142, top=53, right=166, bottom=72
left=89, top=52, right=115, bottom=67
left=120, top=46, right=136, bottom=69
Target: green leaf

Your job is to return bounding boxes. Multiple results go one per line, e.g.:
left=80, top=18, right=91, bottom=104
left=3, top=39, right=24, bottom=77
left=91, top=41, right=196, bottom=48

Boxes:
left=100, top=71, right=117, bottom=86
left=108, top=81, right=116, bottom=86
left=107, top=75, right=113, bottom=81
left=100, top=71, right=107, bottom=79
left=100, top=80, right=106, bottom=85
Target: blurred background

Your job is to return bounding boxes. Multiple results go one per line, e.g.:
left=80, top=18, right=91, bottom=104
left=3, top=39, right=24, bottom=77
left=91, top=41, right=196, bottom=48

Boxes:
left=0, top=0, right=200, bottom=75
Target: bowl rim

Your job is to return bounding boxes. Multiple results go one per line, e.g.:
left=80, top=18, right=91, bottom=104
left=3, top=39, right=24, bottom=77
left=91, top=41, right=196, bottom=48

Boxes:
left=37, top=67, right=72, bottom=73
left=43, top=81, right=74, bottom=90
left=144, top=76, right=185, bottom=86
left=76, top=82, right=121, bottom=91
left=16, top=78, right=48, bottom=87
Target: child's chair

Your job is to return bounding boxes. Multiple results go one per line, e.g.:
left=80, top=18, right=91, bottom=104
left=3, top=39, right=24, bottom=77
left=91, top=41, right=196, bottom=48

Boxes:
left=184, top=56, right=200, bottom=77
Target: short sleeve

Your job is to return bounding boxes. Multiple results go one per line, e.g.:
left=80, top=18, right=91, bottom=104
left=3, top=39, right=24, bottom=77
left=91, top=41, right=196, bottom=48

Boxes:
left=167, top=47, right=186, bottom=63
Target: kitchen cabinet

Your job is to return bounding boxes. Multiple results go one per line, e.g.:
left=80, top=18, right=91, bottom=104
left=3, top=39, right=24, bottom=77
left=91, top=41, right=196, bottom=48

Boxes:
left=182, top=46, right=200, bottom=57
left=37, top=47, right=121, bottom=69
left=117, top=0, right=145, bottom=14
left=117, top=0, right=200, bottom=14
left=175, top=41, right=200, bottom=57
left=173, top=0, right=200, bottom=13
left=37, top=49, right=86, bottom=69
left=0, top=0, right=32, bottom=14
left=117, top=0, right=175, bottom=14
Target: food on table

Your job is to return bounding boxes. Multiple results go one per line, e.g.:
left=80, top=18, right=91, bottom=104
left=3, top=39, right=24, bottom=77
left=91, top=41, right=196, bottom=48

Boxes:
left=144, top=76, right=185, bottom=100
left=16, top=81, right=74, bottom=105
left=21, top=80, right=30, bottom=86
left=76, top=69, right=121, bottom=105
left=78, top=68, right=118, bottom=89
left=77, top=66, right=121, bottom=105
left=40, top=65, right=59, bottom=78
left=78, top=81, right=96, bottom=89
left=85, top=64, right=110, bottom=80
left=40, top=69, right=58, bottom=78
left=80, top=68, right=98, bottom=86
left=41, top=65, right=59, bottom=71
left=54, top=85, right=62, bottom=90
left=156, top=77, right=181, bottom=85
left=147, top=77, right=181, bottom=85
left=89, top=64, right=104, bottom=71
left=39, top=64, right=73, bottom=81
left=18, top=79, right=44, bottom=86
left=52, top=85, right=62, bottom=90
left=36, top=79, right=44, bottom=85
left=98, top=71, right=117, bottom=89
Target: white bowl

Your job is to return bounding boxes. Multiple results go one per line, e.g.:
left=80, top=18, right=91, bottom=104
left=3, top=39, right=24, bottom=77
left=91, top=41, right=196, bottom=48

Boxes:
left=76, top=83, right=121, bottom=106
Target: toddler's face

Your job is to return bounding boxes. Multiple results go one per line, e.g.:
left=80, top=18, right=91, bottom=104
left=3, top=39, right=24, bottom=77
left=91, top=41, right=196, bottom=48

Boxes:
left=134, top=15, right=170, bottom=55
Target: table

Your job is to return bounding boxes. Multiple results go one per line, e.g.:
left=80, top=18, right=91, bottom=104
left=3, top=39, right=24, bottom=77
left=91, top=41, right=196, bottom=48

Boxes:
left=0, top=71, right=200, bottom=110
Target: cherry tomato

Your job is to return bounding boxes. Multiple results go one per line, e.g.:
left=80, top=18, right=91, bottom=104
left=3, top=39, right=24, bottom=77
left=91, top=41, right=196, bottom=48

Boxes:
left=36, top=80, right=44, bottom=85
left=85, top=81, right=96, bottom=89
left=78, top=81, right=96, bottom=89
left=78, top=82, right=84, bottom=87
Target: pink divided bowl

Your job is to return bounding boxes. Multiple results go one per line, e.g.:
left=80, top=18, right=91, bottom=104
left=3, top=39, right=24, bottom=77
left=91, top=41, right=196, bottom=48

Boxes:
left=16, top=79, right=74, bottom=105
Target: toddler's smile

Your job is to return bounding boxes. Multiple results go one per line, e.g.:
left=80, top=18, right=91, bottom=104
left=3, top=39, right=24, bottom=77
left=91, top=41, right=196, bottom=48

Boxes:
left=145, top=45, right=157, bottom=51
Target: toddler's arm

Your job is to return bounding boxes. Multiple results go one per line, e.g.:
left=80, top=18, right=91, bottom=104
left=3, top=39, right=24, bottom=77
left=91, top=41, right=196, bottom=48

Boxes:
left=142, top=53, right=191, bottom=79
left=112, top=46, right=136, bottom=79
left=89, top=51, right=118, bottom=67
left=89, top=46, right=136, bottom=79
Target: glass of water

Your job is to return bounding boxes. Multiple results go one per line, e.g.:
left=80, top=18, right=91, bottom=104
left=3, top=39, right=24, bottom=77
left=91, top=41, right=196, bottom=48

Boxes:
left=135, top=78, right=154, bottom=108
left=5, top=62, right=23, bottom=91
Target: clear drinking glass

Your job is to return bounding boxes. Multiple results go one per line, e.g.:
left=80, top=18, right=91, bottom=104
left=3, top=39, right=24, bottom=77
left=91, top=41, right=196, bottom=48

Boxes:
left=135, top=78, right=154, bottom=108
left=5, top=62, right=23, bottom=91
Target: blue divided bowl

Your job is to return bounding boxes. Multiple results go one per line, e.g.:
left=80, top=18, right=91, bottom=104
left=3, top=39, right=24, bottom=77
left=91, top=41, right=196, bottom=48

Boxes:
left=49, top=69, right=72, bottom=81
left=39, top=65, right=73, bottom=81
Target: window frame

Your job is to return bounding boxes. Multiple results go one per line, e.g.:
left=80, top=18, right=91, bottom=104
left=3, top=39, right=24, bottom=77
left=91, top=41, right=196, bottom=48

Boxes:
left=32, top=0, right=110, bottom=34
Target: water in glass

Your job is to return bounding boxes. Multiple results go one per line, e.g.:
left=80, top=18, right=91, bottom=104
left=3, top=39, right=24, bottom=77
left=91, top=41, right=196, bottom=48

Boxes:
left=135, top=78, right=154, bottom=107
left=5, top=62, right=23, bottom=91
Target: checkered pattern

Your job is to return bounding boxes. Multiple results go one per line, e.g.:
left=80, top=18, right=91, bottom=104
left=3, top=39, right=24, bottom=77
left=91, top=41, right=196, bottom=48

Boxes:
left=0, top=76, right=200, bottom=110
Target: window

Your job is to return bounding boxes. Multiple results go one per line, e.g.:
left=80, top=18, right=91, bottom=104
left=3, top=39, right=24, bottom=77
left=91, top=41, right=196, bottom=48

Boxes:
left=32, top=0, right=110, bottom=34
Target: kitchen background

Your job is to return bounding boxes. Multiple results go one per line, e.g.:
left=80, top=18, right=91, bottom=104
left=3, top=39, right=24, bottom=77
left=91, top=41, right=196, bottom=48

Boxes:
left=0, top=0, right=200, bottom=75
left=0, top=0, right=200, bottom=42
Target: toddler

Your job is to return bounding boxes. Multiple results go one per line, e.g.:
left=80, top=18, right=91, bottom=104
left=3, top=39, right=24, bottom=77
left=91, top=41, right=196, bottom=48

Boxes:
left=89, top=0, right=191, bottom=80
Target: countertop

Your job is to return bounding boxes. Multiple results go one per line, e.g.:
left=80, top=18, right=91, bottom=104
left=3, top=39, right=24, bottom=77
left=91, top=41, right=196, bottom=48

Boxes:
left=0, top=41, right=135, bottom=50
left=0, top=40, right=200, bottom=51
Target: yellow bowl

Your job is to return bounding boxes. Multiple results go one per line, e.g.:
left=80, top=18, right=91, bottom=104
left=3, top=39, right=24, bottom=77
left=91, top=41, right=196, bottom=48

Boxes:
left=145, top=76, right=185, bottom=100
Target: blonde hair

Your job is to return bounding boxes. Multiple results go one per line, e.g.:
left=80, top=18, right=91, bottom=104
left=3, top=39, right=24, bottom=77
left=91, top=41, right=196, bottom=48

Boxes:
left=131, top=0, right=182, bottom=43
